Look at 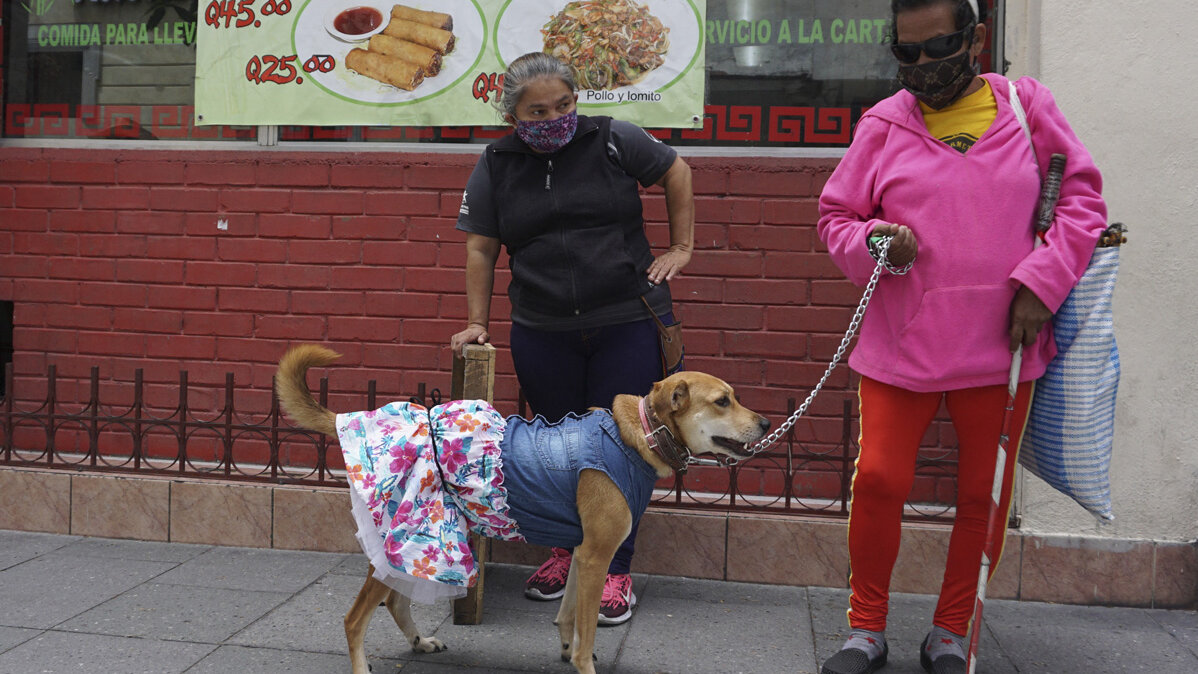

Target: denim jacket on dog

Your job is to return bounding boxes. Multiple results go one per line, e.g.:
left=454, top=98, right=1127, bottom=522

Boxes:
left=337, top=402, right=659, bottom=603
left=501, top=409, right=660, bottom=550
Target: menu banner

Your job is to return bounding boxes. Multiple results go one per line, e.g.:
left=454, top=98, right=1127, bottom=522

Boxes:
left=194, top=0, right=706, bottom=128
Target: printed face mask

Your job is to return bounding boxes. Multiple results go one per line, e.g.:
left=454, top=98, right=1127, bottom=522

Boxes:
left=896, top=51, right=975, bottom=110
left=515, top=110, right=578, bottom=153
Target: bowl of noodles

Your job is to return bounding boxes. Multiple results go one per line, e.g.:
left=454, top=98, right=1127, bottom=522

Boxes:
left=540, top=0, right=670, bottom=90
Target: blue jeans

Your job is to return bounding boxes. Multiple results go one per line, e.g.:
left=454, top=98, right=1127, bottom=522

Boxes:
left=510, top=316, right=670, bottom=574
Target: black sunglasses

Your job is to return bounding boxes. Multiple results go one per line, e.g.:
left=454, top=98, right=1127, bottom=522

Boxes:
left=890, top=25, right=974, bottom=64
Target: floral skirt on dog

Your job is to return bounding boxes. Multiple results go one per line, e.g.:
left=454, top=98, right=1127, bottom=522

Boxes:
left=336, top=400, right=525, bottom=604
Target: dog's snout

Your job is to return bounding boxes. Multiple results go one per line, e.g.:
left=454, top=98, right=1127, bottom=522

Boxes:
left=757, top=416, right=770, bottom=433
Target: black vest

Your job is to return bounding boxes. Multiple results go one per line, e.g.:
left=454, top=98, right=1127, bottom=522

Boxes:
left=487, top=116, right=653, bottom=316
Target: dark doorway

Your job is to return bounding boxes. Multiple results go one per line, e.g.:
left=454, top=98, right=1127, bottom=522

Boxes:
left=0, top=301, right=12, bottom=398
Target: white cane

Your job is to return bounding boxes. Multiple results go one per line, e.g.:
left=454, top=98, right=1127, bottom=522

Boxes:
left=965, top=344, right=1021, bottom=673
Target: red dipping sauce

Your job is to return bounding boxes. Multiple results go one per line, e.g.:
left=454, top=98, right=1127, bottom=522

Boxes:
left=334, top=6, right=384, bottom=35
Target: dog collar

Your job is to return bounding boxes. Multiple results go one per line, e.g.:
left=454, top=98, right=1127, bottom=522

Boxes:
left=638, top=397, right=690, bottom=472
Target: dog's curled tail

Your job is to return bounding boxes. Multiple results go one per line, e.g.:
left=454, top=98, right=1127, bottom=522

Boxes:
left=274, top=344, right=341, bottom=439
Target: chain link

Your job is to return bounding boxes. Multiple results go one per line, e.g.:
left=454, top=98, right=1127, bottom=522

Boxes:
left=689, top=236, right=902, bottom=467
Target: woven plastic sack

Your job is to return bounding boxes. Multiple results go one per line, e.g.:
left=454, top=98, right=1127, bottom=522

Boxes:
left=1020, top=245, right=1120, bottom=521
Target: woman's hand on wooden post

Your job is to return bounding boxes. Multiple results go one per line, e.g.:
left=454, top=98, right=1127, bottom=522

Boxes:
left=450, top=323, right=490, bottom=356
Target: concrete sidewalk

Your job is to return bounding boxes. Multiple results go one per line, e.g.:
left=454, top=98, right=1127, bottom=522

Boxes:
left=1, top=529, right=1195, bottom=673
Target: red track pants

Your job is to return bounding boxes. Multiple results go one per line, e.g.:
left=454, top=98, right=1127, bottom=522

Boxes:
left=846, top=376, right=1033, bottom=636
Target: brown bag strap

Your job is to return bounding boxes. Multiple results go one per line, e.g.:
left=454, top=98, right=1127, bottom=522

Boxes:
left=640, top=295, right=671, bottom=336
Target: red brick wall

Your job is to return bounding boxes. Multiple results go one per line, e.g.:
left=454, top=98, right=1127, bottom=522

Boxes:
left=0, top=146, right=958, bottom=500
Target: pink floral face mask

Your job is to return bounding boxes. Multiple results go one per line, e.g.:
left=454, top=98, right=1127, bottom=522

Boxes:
left=515, top=110, right=578, bottom=153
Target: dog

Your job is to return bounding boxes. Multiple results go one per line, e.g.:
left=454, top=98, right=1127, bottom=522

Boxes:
left=274, top=344, right=770, bottom=674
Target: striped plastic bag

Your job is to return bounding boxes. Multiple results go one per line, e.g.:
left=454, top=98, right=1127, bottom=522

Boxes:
left=1020, top=244, right=1120, bottom=521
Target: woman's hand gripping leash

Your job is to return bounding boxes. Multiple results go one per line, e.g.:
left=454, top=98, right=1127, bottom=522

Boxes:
left=688, top=233, right=915, bottom=467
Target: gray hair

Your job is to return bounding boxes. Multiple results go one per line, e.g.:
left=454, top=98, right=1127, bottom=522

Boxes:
left=495, top=52, right=576, bottom=117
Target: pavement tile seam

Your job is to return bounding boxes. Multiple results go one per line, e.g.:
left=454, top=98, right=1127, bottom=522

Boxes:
left=980, top=621, right=1018, bottom=672
left=50, top=627, right=223, bottom=646
left=54, top=542, right=216, bottom=564
left=1146, top=613, right=1198, bottom=663
left=55, top=582, right=297, bottom=646
left=801, top=585, right=823, bottom=662
left=220, top=582, right=327, bottom=647
left=39, top=557, right=191, bottom=632
left=35, top=627, right=217, bottom=646
left=195, top=640, right=366, bottom=658
left=0, top=556, right=186, bottom=633
left=3, top=629, right=223, bottom=656
left=148, top=546, right=347, bottom=594
left=0, top=628, right=44, bottom=656
left=0, top=536, right=82, bottom=572
left=602, top=587, right=637, bottom=673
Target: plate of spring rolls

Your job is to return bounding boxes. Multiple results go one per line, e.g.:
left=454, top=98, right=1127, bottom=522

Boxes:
left=293, top=0, right=485, bottom=103
left=494, top=0, right=702, bottom=96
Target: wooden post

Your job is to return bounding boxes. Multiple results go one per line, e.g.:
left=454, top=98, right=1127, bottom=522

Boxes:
left=451, top=343, right=495, bottom=625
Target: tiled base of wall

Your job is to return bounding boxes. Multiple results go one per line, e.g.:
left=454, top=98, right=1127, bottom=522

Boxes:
left=3, top=467, right=1194, bottom=609
left=0, top=468, right=359, bottom=554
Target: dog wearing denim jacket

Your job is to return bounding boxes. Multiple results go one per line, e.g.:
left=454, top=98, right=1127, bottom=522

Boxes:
left=274, top=344, right=769, bottom=674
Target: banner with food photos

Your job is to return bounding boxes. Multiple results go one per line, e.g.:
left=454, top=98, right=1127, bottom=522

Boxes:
left=194, top=0, right=706, bottom=128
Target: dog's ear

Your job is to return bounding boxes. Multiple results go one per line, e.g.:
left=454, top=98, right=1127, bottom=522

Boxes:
left=669, top=379, right=689, bottom=411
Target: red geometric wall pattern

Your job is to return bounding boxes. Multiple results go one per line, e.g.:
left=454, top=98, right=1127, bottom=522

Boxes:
left=3, top=104, right=864, bottom=146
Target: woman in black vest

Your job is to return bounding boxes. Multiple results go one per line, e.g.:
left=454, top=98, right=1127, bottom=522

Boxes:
left=451, top=51, right=694, bottom=625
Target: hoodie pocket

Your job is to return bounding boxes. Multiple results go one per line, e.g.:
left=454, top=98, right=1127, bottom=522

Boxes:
left=895, top=284, right=1013, bottom=382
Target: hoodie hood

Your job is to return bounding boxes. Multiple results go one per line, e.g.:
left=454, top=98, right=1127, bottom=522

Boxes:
left=862, top=72, right=1013, bottom=138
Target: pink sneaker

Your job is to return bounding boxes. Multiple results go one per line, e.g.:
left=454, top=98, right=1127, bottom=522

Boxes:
left=524, top=548, right=571, bottom=600
left=597, top=573, right=636, bottom=625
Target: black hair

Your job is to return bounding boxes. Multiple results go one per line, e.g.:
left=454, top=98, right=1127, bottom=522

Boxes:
left=891, top=0, right=988, bottom=31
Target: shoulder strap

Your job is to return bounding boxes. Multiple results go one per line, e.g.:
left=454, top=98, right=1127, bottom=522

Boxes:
left=599, top=115, right=624, bottom=168
left=1009, top=80, right=1053, bottom=246
left=639, top=295, right=669, bottom=334
left=1008, top=79, right=1039, bottom=168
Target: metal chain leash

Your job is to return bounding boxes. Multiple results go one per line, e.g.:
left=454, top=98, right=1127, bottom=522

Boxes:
left=689, top=235, right=909, bottom=467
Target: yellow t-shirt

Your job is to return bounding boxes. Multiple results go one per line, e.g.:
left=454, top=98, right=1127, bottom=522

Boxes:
left=919, top=79, right=997, bottom=154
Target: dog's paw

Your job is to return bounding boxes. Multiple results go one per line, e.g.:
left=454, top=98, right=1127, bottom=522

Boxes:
left=569, top=651, right=599, bottom=673
left=561, top=648, right=597, bottom=664
left=410, top=635, right=447, bottom=653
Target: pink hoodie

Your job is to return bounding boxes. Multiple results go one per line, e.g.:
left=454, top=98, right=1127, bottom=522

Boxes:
left=818, top=74, right=1107, bottom=393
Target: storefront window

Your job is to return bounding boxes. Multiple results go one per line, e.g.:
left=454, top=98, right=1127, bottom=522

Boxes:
left=689, top=0, right=898, bottom=147
left=2, top=0, right=252, bottom=140
left=670, top=0, right=996, bottom=147
left=2, top=0, right=995, bottom=147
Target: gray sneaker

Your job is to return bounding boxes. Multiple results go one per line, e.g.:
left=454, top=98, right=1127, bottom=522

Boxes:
left=821, top=641, right=888, bottom=674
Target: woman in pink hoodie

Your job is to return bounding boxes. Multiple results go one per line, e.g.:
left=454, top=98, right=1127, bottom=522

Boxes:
left=817, top=2, right=1106, bottom=673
